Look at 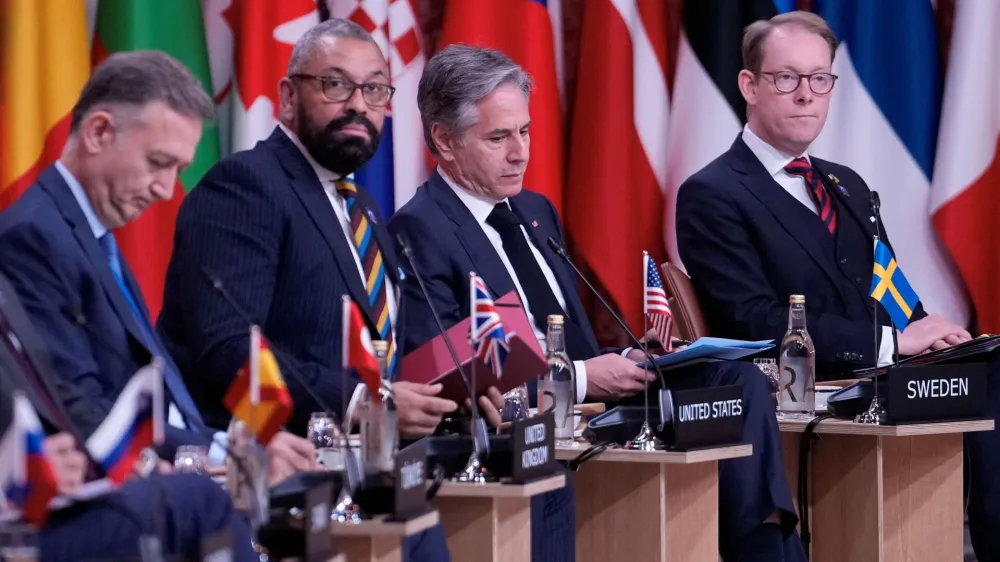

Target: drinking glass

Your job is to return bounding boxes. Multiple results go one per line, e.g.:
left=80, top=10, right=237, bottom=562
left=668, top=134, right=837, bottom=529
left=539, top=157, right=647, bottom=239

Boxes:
left=753, top=358, right=784, bottom=419
left=501, top=384, right=530, bottom=423
left=308, top=412, right=346, bottom=471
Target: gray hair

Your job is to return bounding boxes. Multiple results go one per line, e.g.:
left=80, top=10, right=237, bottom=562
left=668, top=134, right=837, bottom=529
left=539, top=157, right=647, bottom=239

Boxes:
left=287, top=18, right=375, bottom=75
left=417, top=44, right=532, bottom=155
left=70, top=50, right=214, bottom=132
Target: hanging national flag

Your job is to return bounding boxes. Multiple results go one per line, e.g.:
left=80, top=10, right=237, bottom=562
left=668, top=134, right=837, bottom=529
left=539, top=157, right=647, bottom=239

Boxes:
left=643, top=252, right=673, bottom=351
left=0, top=393, right=59, bottom=526
left=221, top=0, right=319, bottom=154
left=870, top=239, right=920, bottom=332
left=324, top=0, right=430, bottom=217
left=566, top=0, right=671, bottom=335
left=92, top=0, right=222, bottom=319
left=85, top=363, right=164, bottom=484
left=470, top=275, right=510, bottom=378
left=930, top=0, right=1000, bottom=333
left=438, top=0, right=565, bottom=215
left=0, top=0, right=90, bottom=209
left=809, top=0, right=969, bottom=328
left=223, top=326, right=293, bottom=445
left=342, top=297, right=382, bottom=404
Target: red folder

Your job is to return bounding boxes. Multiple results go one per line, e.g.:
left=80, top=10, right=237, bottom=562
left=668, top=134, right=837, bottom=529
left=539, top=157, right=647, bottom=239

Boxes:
left=400, top=291, right=549, bottom=403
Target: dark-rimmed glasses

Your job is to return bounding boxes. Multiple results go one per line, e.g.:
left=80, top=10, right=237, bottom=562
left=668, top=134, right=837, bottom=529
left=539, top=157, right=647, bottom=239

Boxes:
left=756, top=71, right=838, bottom=94
left=290, top=73, right=396, bottom=107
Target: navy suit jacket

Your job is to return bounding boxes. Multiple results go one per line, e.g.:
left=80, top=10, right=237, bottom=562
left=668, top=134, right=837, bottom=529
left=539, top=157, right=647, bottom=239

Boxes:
left=676, top=136, right=926, bottom=376
left=0, top=167, right=208, bottom=457
left=387, top=171, right=601, bottom=359
left=159, top=127, right=402, bottom=434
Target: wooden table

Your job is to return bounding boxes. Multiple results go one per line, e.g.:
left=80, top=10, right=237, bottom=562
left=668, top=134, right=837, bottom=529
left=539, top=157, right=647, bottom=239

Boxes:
left=556, top=442, right=753, bottom=562
left=331, top=509, right=439, bottom=562
left=780, top=416, right=993, bottom=562
left=434, top=474, right=566, bottom=562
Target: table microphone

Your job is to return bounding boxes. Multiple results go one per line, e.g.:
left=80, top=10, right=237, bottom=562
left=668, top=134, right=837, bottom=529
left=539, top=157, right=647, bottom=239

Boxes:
left=546, top=237, right=667, bottom=390
left=395, top=234, right=490, bottom=456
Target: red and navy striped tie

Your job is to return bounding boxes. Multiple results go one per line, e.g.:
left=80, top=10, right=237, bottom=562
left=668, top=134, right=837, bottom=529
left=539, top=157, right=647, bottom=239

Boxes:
left=785, top=157, right=837, bottom=233
left=336, top=179, right=396, bottom=375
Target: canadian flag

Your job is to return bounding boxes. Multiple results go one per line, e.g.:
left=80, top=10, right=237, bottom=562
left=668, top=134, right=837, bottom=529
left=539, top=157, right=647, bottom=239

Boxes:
left=565, top=0, right=670, bottom=334
left=930, top=0, right=1000, bottom=333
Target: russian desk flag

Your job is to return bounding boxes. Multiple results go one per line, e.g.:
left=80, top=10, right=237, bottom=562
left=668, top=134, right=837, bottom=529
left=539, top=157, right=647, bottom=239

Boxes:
left=86, top=363, right=165, bottom=484
left=0, top=392, right=59, bottom=525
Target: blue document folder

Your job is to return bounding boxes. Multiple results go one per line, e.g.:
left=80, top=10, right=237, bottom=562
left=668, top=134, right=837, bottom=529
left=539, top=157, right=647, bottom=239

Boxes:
left=636, top=337, right=775, bottom=371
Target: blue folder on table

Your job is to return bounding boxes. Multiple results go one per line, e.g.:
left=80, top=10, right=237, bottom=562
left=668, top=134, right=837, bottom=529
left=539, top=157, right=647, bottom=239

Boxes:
left=636, top=337, right=775, bottom=371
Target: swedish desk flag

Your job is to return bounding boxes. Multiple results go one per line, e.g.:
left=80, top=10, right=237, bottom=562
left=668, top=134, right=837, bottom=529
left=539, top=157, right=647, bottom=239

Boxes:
left=870, top=240, right=921, bottom=331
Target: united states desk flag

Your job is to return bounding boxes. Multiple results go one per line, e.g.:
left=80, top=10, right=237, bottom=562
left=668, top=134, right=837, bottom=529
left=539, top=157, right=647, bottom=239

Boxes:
left=343, top=296, right=382, bottom=404
left=0, top=392, right=59, bottom=526
left=870, top=239, right=921, bottom=332
left=223, top=326, right=293, bottom=445
left=86, top=363, right=164, bottom=484
left=644, top=252, right=673, bottom=351
left=470, top=275, right=510, bottom=378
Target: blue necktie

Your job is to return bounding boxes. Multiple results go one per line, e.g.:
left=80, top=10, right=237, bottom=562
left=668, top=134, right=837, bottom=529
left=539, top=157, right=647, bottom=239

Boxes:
left=99, top=233, right=206, bottom=431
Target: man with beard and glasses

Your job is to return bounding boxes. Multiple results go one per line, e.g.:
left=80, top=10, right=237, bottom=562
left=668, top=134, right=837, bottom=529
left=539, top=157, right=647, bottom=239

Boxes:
left=158, top=19, right=506, bottom=562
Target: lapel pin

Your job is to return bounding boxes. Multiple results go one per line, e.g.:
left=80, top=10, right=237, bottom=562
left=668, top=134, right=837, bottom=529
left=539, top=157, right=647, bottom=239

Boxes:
left=828, top=173, right=849, bottom=197
left=531, top=220, right=539, bottom=228
left=366, top=208, right=378, bottom=224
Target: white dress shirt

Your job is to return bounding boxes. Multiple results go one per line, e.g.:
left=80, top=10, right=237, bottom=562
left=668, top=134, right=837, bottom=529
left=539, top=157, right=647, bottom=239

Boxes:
left=278, top=124, right=398, bottom=420
left=741, top=125, right=893, bottom=367
left=439, top=169, right=590, bottom=403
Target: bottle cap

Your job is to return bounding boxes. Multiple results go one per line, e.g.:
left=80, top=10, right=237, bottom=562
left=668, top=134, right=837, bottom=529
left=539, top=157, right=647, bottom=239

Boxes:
left=372, top=340, right=389, bottom=352
left=789, top=294, right=806, bottom=304
left=547, top=314, right=564, bottom=325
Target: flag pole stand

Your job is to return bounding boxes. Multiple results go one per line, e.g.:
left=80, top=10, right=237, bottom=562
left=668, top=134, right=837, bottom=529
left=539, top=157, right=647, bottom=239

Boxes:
left=627, top=275, right=666, bottom=451
left=453, top=328, right=496, bottom=483
left=855, top=234, right=890, bottom=425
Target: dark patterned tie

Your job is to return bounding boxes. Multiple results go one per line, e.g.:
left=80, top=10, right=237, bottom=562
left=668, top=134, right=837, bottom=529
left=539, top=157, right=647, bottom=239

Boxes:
left=335, top=180, right=396, bottom=375
left=785, top=157, right=837, bottom=233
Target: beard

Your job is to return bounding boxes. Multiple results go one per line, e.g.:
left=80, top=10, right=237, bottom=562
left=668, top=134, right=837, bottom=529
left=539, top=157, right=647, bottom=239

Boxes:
left=297, top=105, right=381, bottom=177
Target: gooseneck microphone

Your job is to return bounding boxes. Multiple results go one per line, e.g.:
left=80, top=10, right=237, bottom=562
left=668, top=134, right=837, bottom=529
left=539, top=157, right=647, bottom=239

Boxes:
left=395, top=233, right=490, bottom=455
left=200, top=267, right=366, bottom=490
left=546, top=237, right=668, bottom=390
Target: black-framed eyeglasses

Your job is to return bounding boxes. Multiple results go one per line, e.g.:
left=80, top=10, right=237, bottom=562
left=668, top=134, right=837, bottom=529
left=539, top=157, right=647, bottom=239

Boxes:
left=755, top=71, right=838, bottom=94
left=290, top=73, right=396, bottom=107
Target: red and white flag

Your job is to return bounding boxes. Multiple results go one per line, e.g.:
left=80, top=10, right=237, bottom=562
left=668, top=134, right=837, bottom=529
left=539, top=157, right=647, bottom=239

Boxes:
left=643, top=252, right=672, bottom=350
left=930, top=0, right=1000, bottom=333
left=565, top=0, right=670, bottom=335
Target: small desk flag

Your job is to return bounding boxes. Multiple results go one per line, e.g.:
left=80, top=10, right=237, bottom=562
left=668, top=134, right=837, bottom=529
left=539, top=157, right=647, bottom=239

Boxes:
left=870, top=239, right=920, bottom=331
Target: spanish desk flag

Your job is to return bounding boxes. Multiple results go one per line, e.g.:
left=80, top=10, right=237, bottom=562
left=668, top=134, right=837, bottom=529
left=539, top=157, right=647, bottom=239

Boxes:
left=870, top=240, right=921, bottom=332
left=223, top=327, right=292, bottom=445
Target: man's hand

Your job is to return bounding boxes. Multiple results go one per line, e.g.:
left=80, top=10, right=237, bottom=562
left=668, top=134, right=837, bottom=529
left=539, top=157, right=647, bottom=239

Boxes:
left=897, top=314, right=972, bottom=355
left=584, top=353, right=656, bottom=401
left=267, top=432, right=319, bottom=487
left=464, top=386, right=505, bottom=427
left=394, top=382, right=458, bottom=439
left=43, top=433, right=86, bottom=495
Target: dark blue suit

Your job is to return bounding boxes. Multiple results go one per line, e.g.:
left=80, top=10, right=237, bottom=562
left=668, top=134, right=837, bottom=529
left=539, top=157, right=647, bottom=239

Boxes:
left=676, top=135, right=1000, bottom=561
left=159, top=126, right=449, bottom=562
left=389, top=172, right=803, bottom=561
left=0, top=166, right=209, bottom=461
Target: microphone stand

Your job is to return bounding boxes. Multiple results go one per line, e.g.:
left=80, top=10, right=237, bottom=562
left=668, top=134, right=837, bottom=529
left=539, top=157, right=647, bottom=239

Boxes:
left=627, top=251, right=666, bottom=450
left=856, top=192, right=889, bottom=425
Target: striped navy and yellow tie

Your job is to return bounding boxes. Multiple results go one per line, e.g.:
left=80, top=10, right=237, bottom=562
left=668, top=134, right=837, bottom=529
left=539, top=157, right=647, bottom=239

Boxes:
left=336, top=179, right=396, bottom=375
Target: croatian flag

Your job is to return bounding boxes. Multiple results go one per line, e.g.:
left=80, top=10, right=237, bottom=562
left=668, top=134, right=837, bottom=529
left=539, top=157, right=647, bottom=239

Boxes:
left=86, top=363, right=164, bottom=484
left=809, top=0, right=969, bottom=327
left=327, top=0, right=430, bottom=217
left=470, top=275, right=510, bottom=378
left=0, top=392, right=59, bottom=525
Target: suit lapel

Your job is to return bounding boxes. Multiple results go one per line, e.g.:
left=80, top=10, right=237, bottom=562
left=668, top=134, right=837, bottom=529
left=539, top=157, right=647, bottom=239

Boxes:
left=38, top=168, right=148, bottom=347
left=730, top=138, right=844, bottom=291
left=812, top=159, right=876, bottom=243
left=427, top=173, right=515, bottom=299
left=266, top=129, right=376, bottom=325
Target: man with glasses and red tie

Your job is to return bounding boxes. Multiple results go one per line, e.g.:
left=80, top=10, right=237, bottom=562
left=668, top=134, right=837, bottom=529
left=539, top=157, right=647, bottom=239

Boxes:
left=675, top=11, right=1000, bottom=560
